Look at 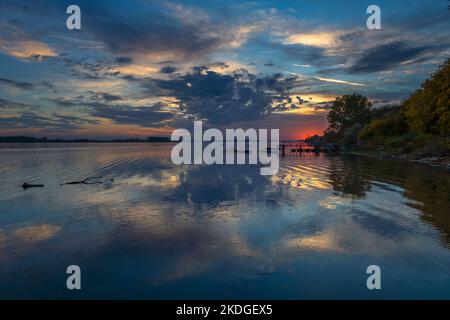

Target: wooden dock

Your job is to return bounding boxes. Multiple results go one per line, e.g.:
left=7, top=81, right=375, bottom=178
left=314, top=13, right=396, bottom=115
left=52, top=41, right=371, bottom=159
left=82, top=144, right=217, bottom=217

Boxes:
left=278, top=141, right=337, bottom=155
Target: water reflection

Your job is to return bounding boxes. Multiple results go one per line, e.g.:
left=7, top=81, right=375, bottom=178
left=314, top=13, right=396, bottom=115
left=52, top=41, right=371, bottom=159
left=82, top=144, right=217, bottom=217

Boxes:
left=327, top=156, right=372, bottom=199
left=327, top=154, right=450, bottom=244
left=0, top=143, right=449, bottom=299
left=165, top=164, right=271, bottom=206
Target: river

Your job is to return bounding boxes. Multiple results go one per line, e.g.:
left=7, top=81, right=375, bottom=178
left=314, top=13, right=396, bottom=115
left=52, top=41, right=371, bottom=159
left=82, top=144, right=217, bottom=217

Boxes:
left=0, top=143, right=449, bottom=299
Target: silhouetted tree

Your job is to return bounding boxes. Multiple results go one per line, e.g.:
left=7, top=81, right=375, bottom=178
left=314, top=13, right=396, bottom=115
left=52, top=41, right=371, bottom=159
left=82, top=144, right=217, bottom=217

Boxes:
left=325, top=93, right=372, bottom=144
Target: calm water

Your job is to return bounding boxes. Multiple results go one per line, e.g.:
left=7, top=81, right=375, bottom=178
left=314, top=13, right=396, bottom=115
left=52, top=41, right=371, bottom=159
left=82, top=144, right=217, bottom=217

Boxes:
left=0, top=143, right=449, bottom=299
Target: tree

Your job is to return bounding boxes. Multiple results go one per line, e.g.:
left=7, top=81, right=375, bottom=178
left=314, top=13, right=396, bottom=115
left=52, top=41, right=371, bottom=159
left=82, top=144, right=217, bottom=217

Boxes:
left=404, top=59, right=450, bottom=136
left=304, top=134, right=324, bottom=146
left=325, top=93, right=372, bottom=142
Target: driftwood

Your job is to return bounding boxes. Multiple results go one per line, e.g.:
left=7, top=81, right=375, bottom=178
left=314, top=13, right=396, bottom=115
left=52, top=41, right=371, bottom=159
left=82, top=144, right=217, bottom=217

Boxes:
left=61, top=176, right=114, bottom=185
left=22, top=182, right=44, bottom=189
left=22, top=176, right=113, bottom=190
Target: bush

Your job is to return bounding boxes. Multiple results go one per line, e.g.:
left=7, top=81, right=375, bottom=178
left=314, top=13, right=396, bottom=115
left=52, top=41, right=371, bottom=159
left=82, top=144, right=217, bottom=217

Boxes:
left=340, top=122, right=362, bottom=146
left=358, top=109, right=409, bottom=149
left=414, top=137, right=450, bottom=156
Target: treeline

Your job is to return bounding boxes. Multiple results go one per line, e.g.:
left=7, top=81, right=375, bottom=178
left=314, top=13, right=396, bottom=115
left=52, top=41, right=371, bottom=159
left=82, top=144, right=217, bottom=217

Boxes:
left=316, top=59, right=449, bottom=155
left=0, top=136, right=50, bottom=143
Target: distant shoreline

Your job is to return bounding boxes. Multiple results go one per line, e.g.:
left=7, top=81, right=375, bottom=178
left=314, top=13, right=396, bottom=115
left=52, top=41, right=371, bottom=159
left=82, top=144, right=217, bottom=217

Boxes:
left=0, top=136, right=172, bottom=143
left=0, top=140, right=176, bottom=143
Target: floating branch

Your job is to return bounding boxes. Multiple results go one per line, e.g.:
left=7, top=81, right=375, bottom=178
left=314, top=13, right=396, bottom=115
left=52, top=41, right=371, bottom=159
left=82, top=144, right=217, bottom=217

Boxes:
left=22, top=182, right=44, bottom=189
left=61, top=176, right=114, bottom=185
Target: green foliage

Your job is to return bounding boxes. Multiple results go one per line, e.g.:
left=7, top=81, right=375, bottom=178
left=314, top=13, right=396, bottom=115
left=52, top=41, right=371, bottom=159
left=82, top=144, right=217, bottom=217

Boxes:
left=404, top=59, right=450, bottom=136
left=358, top=108, right=409, bottom=149
left=414, top=136, right=450, bottom=156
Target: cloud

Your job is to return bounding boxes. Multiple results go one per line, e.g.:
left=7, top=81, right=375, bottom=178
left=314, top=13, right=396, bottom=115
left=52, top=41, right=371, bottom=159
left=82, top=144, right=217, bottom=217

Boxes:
left=0, top=112, right=100, bottom=130
left=53, top=54, right=113, bottom=80
left=90, top=92, right=123, bottom=102
left=39, top=1, right=259, bottom=65
left=0, top=0, right=449, bottom=137
left=49, top=98, right=80, bottom=108
left=206, top=61, right=256, bottom=74
left=0, top=98, right=36, bottom=109
left=114, top=56, right=133, bottom=64
left=109, top=64, right=159, bottom=78
left=293, top=64, right=310, bottom=67
left=0, top=39, right=56, bottom=59
left=160, top=66, right=177, bottom=74
left=285, top=7, right=450, bottom=76
left=88, top=102, right=175, bottom=128
left=0, top=21, right=56, bottom=60
left=228, top=25, right=262, bottom=48
left=153, top=67, right=300, bottom=125
left=0, top=77, right=34, bottom=90
left=51, top=113, right=101, bottom=127
left=284, top=31, right=341, bottom=48
left=207, top=62, right=229, bottom=69
left=348, top=42, right=440, bottom=74
left=252, top=37, right=338, bottom=67
left=49, top=91, right=125, bottom=108
left=83, top=4, right=222, bottom=63
left=0, top=77, right=56, bottom=93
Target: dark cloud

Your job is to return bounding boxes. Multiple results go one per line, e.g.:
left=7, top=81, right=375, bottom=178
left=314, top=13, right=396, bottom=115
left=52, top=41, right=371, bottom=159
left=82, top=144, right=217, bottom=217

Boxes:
left=0, top=77, right=34, bottom=90
left=153, top=67, right=299, bottom=125
left=393, top=6, right=450, bottom=32
left=0, top=112, right=100, bottom=130
left=49, top=98, right=80, bottom=108
left=88, top=102, right=175, bottom=127
left=90, top=92, right=123, bottom=102
left=51, top=113, right=100, bottom=126
left=157, top=60, right=176, bottom=65
left=160, top=66, right=177, bottom=74
left=49, top=92, right=123, bottom=109
left=83, top=3, right=224, bottom=63
left=348, top=42, right=439, bottom=74
left=0, top=0, right=231, bottom=67
left=281, top=44, right=329, bottom=64
left=252, top=38, right=337, bottom=67
left=114, top=56, right=133, bottom=64
left=53, top=55, right=109, bottom=80
left=0, top=98, right=36, bottom=109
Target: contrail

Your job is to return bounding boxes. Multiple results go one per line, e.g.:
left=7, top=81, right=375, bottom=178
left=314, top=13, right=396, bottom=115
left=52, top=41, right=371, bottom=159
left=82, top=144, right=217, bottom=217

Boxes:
left=315, top=76, right=366, bottom=87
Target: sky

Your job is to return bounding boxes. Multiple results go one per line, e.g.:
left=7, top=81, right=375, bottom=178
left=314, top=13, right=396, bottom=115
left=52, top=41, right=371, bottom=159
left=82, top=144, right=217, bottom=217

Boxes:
left=0, top=0, right=449, bottom=140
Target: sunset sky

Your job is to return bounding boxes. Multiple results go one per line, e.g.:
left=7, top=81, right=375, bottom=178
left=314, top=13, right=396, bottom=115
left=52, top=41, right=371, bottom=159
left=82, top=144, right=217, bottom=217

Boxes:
left=0, top=0, right=449, bottom=139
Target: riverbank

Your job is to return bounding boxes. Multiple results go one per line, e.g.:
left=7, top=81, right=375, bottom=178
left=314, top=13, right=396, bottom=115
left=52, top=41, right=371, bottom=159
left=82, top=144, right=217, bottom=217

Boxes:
left=342, top=150, right=450, bottom=171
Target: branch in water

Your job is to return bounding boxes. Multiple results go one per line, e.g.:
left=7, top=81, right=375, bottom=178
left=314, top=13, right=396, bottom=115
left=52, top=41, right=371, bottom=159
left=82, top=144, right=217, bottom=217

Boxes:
left=61, top=176, right=114, bottom=185
left=22, top=182, right=44, bottom=189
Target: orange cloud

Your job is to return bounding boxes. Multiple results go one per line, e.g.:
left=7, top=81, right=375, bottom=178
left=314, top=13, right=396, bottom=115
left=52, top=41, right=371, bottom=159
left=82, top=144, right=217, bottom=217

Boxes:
left=284, top=31, right=342, bottom=48
left=0, top=39, right=56, bottom=59
left=110, top=64, right=159, bottom=77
